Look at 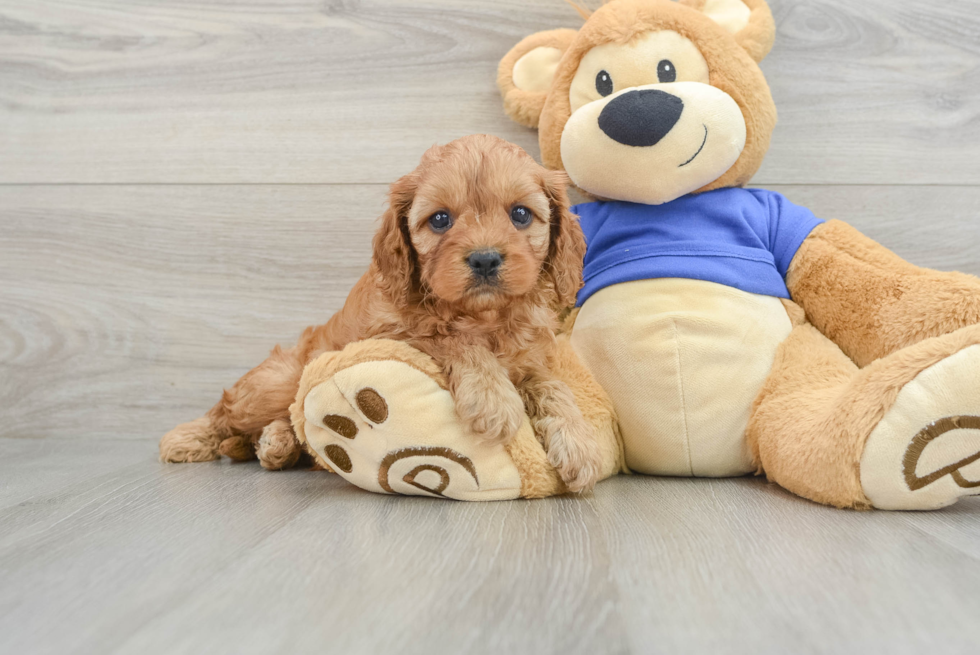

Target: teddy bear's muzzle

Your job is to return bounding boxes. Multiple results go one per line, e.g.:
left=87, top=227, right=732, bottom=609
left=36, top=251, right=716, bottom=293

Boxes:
left=560, top=81, right=746, bottom=205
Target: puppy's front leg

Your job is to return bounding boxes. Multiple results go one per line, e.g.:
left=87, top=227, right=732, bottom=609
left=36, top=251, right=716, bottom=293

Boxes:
left=524, top=378, right=603, bottom=493
left=443, top=345, right=526, bottom=445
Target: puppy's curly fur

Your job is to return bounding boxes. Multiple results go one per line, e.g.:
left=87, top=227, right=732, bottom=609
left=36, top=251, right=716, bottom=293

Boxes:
left=160, top=135, right=602, bottom=491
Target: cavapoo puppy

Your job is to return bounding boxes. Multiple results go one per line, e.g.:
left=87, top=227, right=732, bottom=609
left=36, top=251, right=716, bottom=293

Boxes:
left=160, top=134, right=603, bottom=491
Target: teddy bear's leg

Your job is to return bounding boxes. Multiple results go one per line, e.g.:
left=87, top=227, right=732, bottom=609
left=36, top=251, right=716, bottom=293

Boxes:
left=788, top=220, right=980, bottom=367
left=292, top=339, right=563, bottom=500
left=748, top=305, right=980, bottom=510
left=291, top=338, right=622, bottom=499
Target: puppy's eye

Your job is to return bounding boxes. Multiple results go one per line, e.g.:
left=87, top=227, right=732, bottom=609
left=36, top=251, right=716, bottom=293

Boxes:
left=595, top=70, right=613, bottom=97
left=657, top=59, right=676, bottom=84
left=428, top=211, right=452, bottom=233
left=510, top=206, right=533, bottom=229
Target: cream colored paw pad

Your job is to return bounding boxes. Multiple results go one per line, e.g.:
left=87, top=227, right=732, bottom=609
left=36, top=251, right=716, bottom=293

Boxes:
left=861, top=345, right=980, bottom=510
left=301, top=359, right=523, bottom=501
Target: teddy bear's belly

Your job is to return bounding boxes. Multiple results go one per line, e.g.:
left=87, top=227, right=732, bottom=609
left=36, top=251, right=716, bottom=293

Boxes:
left=570, top=278, right=793, bottom=477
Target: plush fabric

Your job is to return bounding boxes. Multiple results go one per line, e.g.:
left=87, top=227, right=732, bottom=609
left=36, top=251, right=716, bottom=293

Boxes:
left=512, top=0, right=778, bottom=202
left=498, top=28, right=579, bottom=129
left=571, top=278, right=791, bottom=476
left=748, top=320, right=980, bottom=509
left=861, top=343, right=980, bottom=510
left=788, top=219, right=980, bottom=367
left=290, top=0, right=980, bottom=509
left=302, top=358, right=525, bottom=500
left=488, top=0, right=980, bottom=509
left=291, top=338, right=625, bottom=500
left=558, top=26, right=749, bottom=203
left=573, top=188, right=823, bottom=305
left=513, top=47, right=564, bottom=95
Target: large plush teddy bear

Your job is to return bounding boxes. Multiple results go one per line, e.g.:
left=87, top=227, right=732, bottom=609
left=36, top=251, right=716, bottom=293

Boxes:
left=293, top=0, right=980, bottom=510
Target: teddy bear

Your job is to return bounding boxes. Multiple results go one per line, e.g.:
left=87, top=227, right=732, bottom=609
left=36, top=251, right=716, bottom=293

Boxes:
left=293, top=0, right=980, bottom=510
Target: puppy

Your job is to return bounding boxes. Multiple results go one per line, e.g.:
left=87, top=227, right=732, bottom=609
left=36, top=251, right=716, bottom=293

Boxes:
left=160, top=134, right=602, bottom=491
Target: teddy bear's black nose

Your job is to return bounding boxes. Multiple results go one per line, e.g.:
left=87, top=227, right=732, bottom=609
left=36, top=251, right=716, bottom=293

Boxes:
left=598, top=89, right=684, bottom=147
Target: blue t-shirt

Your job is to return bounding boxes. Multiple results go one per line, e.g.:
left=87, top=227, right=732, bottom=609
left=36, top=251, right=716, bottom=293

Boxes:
left=574, top=188, right=824, bottom=307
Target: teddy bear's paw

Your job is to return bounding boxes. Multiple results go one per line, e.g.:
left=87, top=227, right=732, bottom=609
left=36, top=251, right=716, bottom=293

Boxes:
left=159, top=417, right=220, bottom=463
left=299, top=355, right=526, bottom=501
left=257, top=419, right=302, bottom=470
left=861, top=345, right=980, bottom=510
left=537, top=415, right=603, bottom=494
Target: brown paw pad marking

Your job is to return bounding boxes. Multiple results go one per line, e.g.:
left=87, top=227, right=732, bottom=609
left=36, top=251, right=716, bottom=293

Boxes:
left=904, top=415, right=980, bottom=491
left=378, top=447, right=479, bottom=497
left=356, top=388, right=388, bottom=424
left=323, top=414, right=357, bottom=439
left=324, top=444, right=352, bottom=473
left=403, top=465, right=450, bottom=496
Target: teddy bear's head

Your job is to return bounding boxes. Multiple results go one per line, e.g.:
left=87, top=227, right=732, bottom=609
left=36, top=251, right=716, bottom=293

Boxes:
left=498, top=0, right=777, bottom=205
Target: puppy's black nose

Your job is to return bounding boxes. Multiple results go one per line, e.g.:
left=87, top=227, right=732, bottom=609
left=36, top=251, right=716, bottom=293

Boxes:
left=467, top=250, right=503, bottom=278
left=598, top=89, right=684, bottom=147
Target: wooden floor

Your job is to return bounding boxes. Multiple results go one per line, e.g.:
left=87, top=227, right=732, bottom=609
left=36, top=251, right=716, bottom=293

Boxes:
left=2, top=0, right=979, bottom=653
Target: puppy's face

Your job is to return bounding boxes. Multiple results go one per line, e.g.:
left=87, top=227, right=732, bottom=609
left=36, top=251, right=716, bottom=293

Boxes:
left=375, top=135, right=582, bottom=313
left=408, top=147, right=552, bottom=311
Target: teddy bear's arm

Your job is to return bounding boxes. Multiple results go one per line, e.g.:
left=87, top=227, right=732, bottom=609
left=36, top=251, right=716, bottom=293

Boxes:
left=785, top=220, right=980, bottom=367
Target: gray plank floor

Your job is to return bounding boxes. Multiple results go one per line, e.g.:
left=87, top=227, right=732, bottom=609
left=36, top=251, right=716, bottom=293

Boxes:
left=2, top=1, right=979, bottom=653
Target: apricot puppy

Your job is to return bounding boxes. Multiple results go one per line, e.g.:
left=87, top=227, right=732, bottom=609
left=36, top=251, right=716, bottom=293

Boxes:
left=160, top=134, right=603, bottom=492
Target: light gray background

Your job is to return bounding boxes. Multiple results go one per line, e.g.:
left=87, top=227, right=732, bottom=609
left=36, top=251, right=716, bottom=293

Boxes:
left=1, top=1, right=979, bottom=653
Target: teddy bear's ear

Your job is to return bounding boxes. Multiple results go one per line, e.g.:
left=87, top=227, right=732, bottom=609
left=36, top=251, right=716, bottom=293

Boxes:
left=498, top=29, right=579, bottom=129
left=680, top=0, right=776, bottom=63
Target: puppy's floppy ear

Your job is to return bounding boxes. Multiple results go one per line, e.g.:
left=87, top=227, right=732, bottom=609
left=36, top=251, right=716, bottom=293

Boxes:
left=680, top=0, right=776, bottom=63
left=541, top=169, right=586, bottom=308
left=498, top=29, right=578, bottom=129
left=373, top=172, right=419, bottom=304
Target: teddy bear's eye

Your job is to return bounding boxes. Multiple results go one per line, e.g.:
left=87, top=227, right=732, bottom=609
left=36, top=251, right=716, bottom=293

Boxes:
left=595, top=70, right=613, bottom=97
left=657, top=60, right=677, bottom=84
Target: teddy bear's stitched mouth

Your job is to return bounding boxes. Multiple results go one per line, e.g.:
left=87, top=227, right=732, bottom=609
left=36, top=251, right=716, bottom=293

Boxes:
left=679, top=124, right=708, bottom=168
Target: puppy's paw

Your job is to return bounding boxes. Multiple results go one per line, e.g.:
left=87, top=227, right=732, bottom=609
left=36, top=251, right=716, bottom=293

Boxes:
left=218, top=436, right=255, bottom=461
left=257, top=419, right=302, bottom=470
left=454, top=382, right=526, bottom=445
left=159, top=417, right=220, bottom=463
left=539, top=416, right=603, bottom=493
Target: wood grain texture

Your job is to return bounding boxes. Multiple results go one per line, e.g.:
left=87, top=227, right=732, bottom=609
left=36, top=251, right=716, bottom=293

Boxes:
left=2, top=0, right=980, bottom=653
left=1, top=441, right=977, bottom=655
left=593, top=476, right=980, bottom=655
left=1, top=0, right=978, bottom=184
left=0, top=184, right=380, bottom=441
left=3, top=184, right=979, bottom=444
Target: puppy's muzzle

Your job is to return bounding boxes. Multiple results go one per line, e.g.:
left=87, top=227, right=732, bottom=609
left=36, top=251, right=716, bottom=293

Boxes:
left=599, top=89, right=684, bottom=148
left=467, top=249, right=503, bottom=282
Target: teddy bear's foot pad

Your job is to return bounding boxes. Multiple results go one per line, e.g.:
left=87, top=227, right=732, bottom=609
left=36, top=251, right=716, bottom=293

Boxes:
left=300, top=357, right=524, bottom=501
left=861, top=345, right=980, bottom=510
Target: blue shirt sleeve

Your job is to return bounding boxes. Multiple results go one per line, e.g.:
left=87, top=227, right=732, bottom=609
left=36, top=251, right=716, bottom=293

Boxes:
left=765, top=192, right=824, bottom=278
left=571, top=202, right=603, bottom=247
